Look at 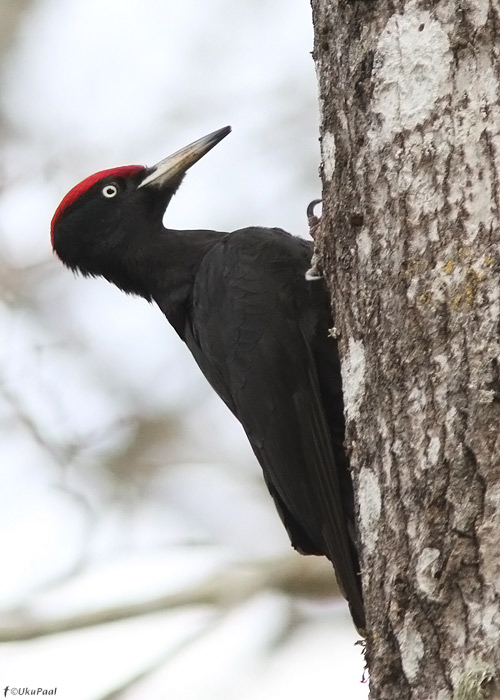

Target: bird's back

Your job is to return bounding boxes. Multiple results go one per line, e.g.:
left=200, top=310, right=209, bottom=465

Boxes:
left=179, top=226, right=364, bottom=629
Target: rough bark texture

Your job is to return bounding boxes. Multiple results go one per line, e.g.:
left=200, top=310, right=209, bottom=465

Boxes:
left=310, top=1, right=500, bottom=698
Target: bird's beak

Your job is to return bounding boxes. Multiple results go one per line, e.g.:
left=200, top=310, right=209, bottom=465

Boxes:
left=138, top=126, right=231, bottom=189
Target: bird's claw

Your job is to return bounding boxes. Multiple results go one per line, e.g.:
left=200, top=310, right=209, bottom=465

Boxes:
left=305, top=199, right=323, bottom=281
left=307, top=199, right=322, bottom=241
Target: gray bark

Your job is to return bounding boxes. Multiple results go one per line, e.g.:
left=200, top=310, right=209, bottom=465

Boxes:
left=310, top=1, right=500, bottom=698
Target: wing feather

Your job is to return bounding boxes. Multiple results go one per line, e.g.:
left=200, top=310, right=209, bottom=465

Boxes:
left=185, top=227, right=364, bottom=629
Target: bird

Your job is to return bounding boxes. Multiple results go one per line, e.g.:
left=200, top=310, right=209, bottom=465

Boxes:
left=51, top=126, right=365, bottom=631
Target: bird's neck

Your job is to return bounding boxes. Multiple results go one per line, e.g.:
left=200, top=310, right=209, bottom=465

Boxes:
left=128, top=227, right=226, bottom=337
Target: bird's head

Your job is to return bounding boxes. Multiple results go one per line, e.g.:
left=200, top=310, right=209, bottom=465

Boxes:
left=50, top=126, right=231, bottom=280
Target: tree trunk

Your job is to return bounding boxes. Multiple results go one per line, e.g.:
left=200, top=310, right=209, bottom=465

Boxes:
left=310, top=1, right=500, bottom=698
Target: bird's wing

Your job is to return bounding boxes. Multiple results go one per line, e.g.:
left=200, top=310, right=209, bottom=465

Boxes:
left=186, top=227, right=364, bottom=628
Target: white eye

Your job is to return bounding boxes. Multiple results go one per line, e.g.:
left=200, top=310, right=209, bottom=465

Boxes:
left=102, top=184, right=118, bottom=198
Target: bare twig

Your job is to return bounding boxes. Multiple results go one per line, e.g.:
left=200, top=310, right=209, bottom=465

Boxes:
left=0, top=555, right=337, bottom=642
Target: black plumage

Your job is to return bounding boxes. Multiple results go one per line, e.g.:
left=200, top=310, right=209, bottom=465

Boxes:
left=51, top=127, right=364, bottom=630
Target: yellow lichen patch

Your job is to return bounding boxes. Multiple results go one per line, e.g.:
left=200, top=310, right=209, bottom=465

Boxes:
left=416, top=251, right=492, bottom=311
left=418, top=290, right=434, bottom=305
left=403, top=258, right=427, bottom=277
left=464, top=268, right=483, bottom=302
left=451, top=268, right=484, bottom=308
left=457, top=246, right=470, bottom=261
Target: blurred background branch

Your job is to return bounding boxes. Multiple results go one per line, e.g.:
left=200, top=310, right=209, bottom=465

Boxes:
left=0, top=556, right=336, bottom=642
left=0, top=0, right=33, bottom=72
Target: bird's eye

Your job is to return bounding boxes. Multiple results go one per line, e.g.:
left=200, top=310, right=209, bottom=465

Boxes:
left=102, top=184, right=118, bottom=199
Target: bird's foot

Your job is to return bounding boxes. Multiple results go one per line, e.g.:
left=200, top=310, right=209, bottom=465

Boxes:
left=307, top=199, right=322, bottom=240
left=305, top=199, right=323, bottom=281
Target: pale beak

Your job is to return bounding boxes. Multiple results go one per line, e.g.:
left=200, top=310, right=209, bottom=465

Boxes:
left=138, top=126, right=231, bottom=189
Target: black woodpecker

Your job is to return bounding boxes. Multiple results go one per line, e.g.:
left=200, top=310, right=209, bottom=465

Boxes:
left=51, top=127, right=365, bottom=631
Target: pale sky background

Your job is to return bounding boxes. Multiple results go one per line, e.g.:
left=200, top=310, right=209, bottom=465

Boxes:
left=0, top=1, right=368, bottom=698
